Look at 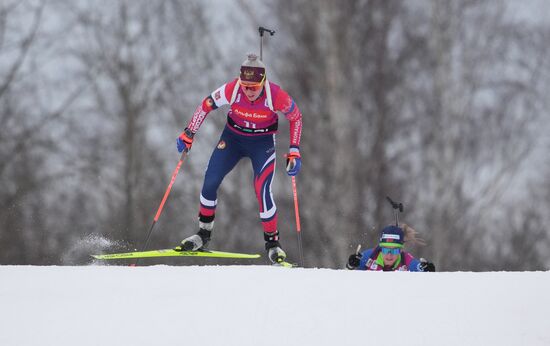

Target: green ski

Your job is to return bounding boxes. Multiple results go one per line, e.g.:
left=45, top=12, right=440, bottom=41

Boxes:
left=272, top=258, right=297, bottom=268
left=273, top=261, right=296, bottom=268
left=92, top=248, right=261, bottom=260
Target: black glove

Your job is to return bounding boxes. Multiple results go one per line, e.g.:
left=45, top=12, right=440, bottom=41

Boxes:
left=346, top=253, right=362, bottom=270
left=419, top=259, right=435, bottom=272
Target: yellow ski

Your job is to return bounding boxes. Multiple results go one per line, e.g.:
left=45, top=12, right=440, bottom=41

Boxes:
left=92, top=248, right=261, bottom=260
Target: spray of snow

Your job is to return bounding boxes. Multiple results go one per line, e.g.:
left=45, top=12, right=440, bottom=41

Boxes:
left=61, top=234, right=130, bottom=265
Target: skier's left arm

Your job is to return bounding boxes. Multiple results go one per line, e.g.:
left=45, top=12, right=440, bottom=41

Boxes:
left=274, top=89, right=302, bottom=176
left=404, top=253, right=436, bottom=272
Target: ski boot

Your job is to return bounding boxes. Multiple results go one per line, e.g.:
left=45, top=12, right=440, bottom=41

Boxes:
left=176, top=222, right=213, bottom=251
left=266, top=240, right=287, bottom=264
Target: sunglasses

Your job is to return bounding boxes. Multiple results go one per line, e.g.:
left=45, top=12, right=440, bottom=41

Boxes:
left=241, top=83, right=262, bottom=91
left=380, top=247, right=401, bottom=255
left=239, top=75, right=266, bottom=91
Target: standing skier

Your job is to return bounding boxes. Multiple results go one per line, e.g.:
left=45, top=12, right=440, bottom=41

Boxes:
left=346, top=224, right=436, bottom=271
left=175, top=54, right=302, bottom=264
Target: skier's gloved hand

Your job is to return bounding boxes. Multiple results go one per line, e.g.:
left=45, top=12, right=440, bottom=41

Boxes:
left=346, top=252, right=362, bottom=270
left=177, top=128, right=194, bottom=153
left=419, top=258, right=436, bottom=272
left=286, top=148, right=301, bottom=176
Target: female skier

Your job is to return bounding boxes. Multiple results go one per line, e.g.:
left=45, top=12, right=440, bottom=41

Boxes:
left=346, top=224, right=436, bottom=271
left=175, top=54, right=302, bottom=264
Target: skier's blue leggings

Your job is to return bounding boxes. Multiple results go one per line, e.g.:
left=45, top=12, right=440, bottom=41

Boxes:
left=199, top=126, right=277, bottom=234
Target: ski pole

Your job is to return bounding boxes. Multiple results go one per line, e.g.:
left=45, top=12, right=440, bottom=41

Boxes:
left=291, top=175, right=305, bottom=267
left=134, top=151, right=188, bottom=265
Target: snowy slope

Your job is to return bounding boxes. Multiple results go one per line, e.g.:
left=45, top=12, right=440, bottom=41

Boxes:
left=1, top=265, right=549, bottom=346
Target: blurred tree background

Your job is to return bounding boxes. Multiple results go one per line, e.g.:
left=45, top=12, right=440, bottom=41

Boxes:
left=1, top=0, right=549, bottom=270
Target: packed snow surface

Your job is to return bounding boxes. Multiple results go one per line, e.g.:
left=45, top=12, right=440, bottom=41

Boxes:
left=1, top=265, right=549, bottom=346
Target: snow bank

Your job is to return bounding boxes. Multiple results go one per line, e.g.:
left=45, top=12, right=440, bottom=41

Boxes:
left=1, top=266, right=548, bottom=346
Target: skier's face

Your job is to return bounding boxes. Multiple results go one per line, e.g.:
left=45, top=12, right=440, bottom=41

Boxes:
left=380, top=247, right=401, bottom=266
left=382, top=253, right=399, bottom=266
left=241, top=83, right=263, bottom=101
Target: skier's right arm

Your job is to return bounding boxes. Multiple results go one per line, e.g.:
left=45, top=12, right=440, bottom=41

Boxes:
left=347, top=247, right=372, bottom=270
left=346, top=252, right=362, bottom=270
left=177, top=80, right=237, bottom=153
